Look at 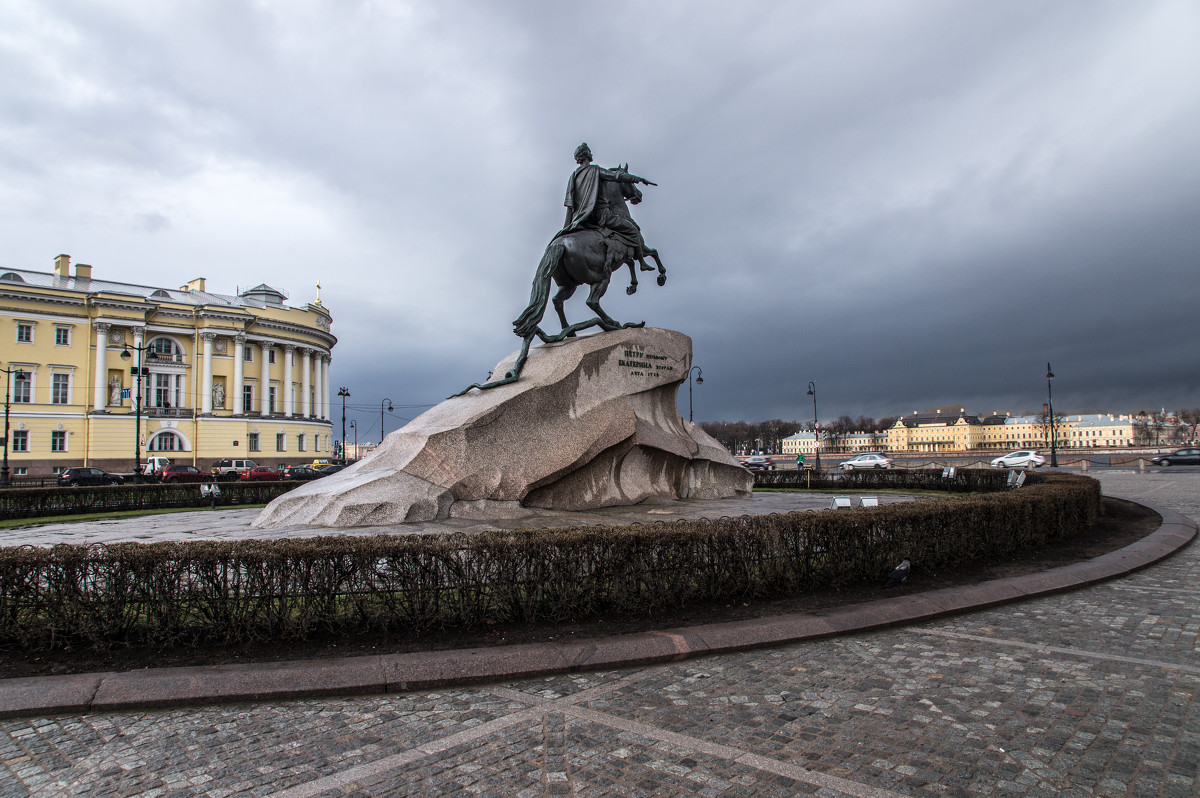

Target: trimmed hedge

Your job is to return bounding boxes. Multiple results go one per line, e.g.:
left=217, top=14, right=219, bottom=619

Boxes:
left=0, top=472, right=1100, bottom=651
left=755, top=467, right=1014, bottom=492
left=0, top=482, right=296, bottom=521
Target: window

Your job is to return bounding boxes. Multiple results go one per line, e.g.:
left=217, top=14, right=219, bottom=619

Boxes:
left=15, top=323, right=32, bottom=343
left=55, top=327, right=71, bottom=346
left=298, top=433, right=306, bottom=452
left=149, top=431, right=182, bottom=452
left=11, top=430, right=28, bottom=452
left=269, top=386, right=277, bottom=414
left=243, top=385, right=253, bottom=414
left=13, top=467, right=27, bottom=476
left=268, top=349, right=276, bottom=364
left=51, top=373, right=70, bottom=405
left=276, top=433, right=286, bottom=451
left=155, top=374, right=172, bottom=407
left=248, top=433, right=260, bottom=452
left=13, top=374, right=30, bottom=403
left=149, top=337, right=182, bottom=362
left=51, top=430, right=67, bottom=452
left=243, top=346, right=253, bottom=362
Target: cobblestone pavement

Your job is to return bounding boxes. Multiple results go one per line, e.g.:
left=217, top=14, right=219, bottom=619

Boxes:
left=2, top=471, right=1197, bottom=797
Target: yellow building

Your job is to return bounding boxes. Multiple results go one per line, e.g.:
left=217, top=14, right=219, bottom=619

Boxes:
left=886, top=411, right=985, bottom=452
left=1, top=255, right=335, bottom=476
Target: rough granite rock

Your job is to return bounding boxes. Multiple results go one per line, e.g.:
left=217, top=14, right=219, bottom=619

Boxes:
left=252, top=328, right=752, bottom=528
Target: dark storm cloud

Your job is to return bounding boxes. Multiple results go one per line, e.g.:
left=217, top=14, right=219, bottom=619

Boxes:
left=1, top=0, right=1198, bottom=432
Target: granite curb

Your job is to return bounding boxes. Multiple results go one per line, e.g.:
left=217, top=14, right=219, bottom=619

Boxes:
left=1, top=497, right=1193, bottom=720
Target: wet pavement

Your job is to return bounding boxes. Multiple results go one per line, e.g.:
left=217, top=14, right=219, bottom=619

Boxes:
left=1, top=470, right=1197, bottom=797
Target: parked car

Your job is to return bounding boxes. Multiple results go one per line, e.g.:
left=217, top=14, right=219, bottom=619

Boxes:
left=239, top=465, right=281, bottom=482
left=57, top=467, right=124, bottom=487
left=739, top=456, right=775, bottom=471
left=211, top=458, right=258, bottom=481
left=1151, top=448, right=1200, bottom=467
left=315, top=464, right=346, bottom=476
left=840, top=453, right=893, bottom=471
left=141, top=456, right=172, bottom=478
left=281, top=464, right=321, bottom=481
left=990, top=450, right=1046, bottom=469
left=158, top=464, right=207, bottom=483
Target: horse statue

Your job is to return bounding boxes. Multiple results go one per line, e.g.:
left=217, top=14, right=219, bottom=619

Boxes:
left=514, top=165, right=665, bottom=339
left=454, top=164, right=665, bottom=396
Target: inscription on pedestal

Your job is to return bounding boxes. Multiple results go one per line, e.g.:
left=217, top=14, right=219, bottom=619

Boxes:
left=617, top=348, right=677, bottom=378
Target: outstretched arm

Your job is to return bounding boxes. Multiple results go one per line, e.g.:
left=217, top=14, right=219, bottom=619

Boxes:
left=599, top=167, right=657, bottom=186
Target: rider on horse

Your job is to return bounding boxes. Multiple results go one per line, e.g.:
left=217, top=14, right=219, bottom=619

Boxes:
left=560, top=143, right=657, bottom=271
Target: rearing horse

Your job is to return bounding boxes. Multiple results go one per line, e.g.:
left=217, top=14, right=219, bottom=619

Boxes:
left=513, top=168, right=665, bottom=339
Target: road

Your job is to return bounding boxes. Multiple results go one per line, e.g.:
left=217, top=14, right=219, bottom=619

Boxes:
left=1, top=470, right=1197, bottom=797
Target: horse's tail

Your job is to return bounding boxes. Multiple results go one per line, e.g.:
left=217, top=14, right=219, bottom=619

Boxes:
left=513, top=240, right=563, bottom=338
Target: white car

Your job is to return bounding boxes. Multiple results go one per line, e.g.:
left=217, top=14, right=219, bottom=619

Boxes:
left=990, top=450, right=1046, bottom=469
left=840, top=453, right=893, bottom=471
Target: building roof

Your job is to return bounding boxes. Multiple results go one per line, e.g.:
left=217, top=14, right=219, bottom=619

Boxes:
left=894, top=412, right=981, bottom=428
left=0, top=268, right=292, bottom=310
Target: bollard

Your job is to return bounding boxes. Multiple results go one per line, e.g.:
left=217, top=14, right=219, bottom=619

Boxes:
left=1081, top=459, right=1089, bottom=472
left=1138, top=458, right=1145, bottom=473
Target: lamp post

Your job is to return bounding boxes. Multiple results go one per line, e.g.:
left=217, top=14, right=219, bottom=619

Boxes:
left=349, top=420, right=358, bottom=462
left=337, top=387, right=350, bottom=463
left=686, top=366, right=703, bottom=423
left=1046, top=362, right=1058, bottom=468
left=2, top=364, right=29, bottom=488
left=807, top=381, right=821, bottom=472
left=120, top=343, right=151, bottom=481
left=380, top=397, right=393, bottom=444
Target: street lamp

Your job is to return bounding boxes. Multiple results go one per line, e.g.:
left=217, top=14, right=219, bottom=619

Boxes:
left=380, top=397, right=393, bottom=444
left=349, top=419, right=358, bottom=462
left=337, top=387, right=350, bottom=463
left=120, top=343, right=151, bottom=482
left=686, top=366, right=703, bottom=423
left=807, top=381, right=821, bottom=472
left=2, top=364, right=29, bottom=487
left=1046, top=362, right=1058, bottom=468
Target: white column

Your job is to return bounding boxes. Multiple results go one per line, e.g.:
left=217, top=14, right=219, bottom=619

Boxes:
left=313, top=353, right=323, bottom=420
left=322, top=355, right=332, bottom=421
left=93, top=322, right=110, bottom=412
left=283, top=345, right=295, bottom=417
left=260, top=342, right=271, bottom=415
left=133, top=327, right=148, bottom=409
left=301, top=348, right=311, bottom=418
left=231, top=334, right=245, bottom=414
left=200, top=332, right=215, bottom=414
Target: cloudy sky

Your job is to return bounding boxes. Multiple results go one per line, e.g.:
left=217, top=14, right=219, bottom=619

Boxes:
left=3, top=0, right=1198, bottom=436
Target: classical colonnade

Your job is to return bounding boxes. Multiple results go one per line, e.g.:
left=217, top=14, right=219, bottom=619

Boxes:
left=91, top=323, right=333, bottom=420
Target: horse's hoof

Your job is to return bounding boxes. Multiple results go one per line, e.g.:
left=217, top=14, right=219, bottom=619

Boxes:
left=657, top=274, right=666, bottom=286
left=626, top=285, right=636, bottom=295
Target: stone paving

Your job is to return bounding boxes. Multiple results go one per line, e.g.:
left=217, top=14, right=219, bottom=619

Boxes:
left=5, top=491, right=914, bottom=547
left=1, top=470, right=1198, bottom=797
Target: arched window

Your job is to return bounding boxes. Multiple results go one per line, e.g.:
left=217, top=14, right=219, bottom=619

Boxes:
left=148, top=431, right=184, bottom=452
left=148, top=336, right=183, bottom=359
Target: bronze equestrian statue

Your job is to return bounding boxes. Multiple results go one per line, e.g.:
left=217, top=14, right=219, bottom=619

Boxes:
left=457, top=143, right=666, bottom=395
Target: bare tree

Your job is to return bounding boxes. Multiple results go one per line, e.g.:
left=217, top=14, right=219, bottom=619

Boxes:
left=1178, top=408, right=1200, bottom=445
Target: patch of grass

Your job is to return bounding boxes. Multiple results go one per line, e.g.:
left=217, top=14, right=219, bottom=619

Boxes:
left=753, top=487, right=971, bottom=498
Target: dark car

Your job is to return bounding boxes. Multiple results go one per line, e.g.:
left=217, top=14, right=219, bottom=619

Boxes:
left=240, top=466, right=281, bottom=481
left=281, top=464, right=320, bottom=481
left=739, top=456, right=775, bottom=471
left=158, top=464, right=207, bottom=484
left=57, top=467, right=124, bottom=487
left=1151, top=448, right=1200, bottom=467
left=315, top=464, right=346, bottom=476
